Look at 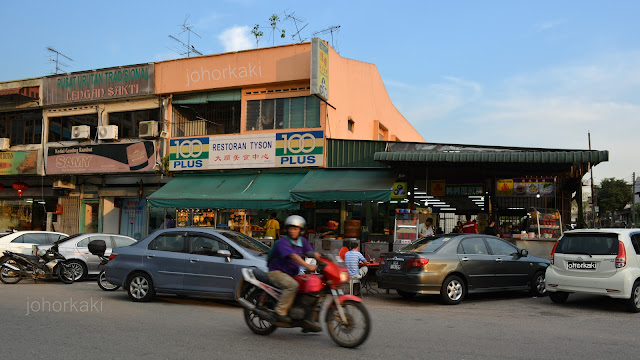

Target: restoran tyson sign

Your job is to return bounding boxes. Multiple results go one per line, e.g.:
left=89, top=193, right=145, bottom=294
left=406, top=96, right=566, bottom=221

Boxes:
left=169, top=131, right=324, bottom=171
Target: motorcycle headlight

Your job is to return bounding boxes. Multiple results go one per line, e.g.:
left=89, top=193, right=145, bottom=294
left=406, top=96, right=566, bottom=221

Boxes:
left=339, top=271, right=349, bottom=284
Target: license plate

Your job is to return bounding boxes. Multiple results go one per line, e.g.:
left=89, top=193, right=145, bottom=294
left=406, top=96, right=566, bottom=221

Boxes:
left=389, top=261, right=402, bottom=270
left=567, top=261, right=597, bottom=270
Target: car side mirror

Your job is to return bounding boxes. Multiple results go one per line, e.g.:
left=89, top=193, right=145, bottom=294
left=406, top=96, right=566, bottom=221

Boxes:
left=519, top=249, right=529, bottom=257
left=217, top=249, right=232, bottom=262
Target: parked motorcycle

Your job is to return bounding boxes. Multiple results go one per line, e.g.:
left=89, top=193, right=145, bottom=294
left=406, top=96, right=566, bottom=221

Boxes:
left=0, top=245, right=74, bottom=284
left=87, top=239, right=120, bottom=291
left=238, top=252, right=371, bottom=348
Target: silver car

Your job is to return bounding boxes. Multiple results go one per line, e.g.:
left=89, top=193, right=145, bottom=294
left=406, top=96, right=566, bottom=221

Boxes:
left=104, top=228, right=269, bottom=302
left=52, top=234, right=137, bottom=281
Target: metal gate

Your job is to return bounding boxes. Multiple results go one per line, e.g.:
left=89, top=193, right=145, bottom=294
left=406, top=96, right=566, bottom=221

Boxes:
left=60, top=197, right=80, bottom=235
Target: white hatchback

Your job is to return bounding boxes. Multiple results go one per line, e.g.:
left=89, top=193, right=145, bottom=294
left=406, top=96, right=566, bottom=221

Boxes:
left=545, top=229, right=640, bottom=312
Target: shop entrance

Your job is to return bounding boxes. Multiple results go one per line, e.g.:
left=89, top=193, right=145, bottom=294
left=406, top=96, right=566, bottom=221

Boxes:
left=80, top=200, right=100, bottom=233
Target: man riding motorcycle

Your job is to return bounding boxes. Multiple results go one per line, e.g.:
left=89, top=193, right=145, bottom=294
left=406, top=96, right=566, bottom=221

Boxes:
left=267, top=215, right=321, bottom=330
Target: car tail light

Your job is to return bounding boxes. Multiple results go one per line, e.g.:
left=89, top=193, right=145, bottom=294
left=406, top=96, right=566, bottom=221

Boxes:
left=108, top=253, right=118, bottom=261
left=615, top=241, right=626, bottom=268
left=550, top=240, right=559, bottom=265
left=406, top=258, right=429, bottom=268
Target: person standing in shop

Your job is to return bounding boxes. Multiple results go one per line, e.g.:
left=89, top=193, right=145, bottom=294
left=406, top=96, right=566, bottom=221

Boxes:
left=462, top=215, right=479, bottom=234
left=265, top=212, right=280, bottom=239
left=419, top=218, right=435, bottom=237
left=165, top=215, right=176, bottom=228
left=484, top=219, right=498, bottom=236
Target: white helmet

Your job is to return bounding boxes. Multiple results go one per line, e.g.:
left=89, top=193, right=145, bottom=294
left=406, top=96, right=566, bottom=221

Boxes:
left=284, top=215, right=306, bottom=229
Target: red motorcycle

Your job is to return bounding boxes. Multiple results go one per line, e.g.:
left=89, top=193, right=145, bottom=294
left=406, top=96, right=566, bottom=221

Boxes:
left=238, top=253, right=371, bottom=348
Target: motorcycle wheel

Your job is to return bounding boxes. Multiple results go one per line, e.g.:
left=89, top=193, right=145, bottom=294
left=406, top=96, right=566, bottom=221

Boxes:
left=0, top=264, right=22, bottom=284
left=325, top=300, right=371, bottom=348
left=57, top=265, right=74, bottom=284
left=98, top=270, right=120, bottom=291
left=243, top=288, right=277, bottom=335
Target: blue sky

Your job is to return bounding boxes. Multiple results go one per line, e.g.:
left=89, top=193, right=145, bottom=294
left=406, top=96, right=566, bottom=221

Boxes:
left=1, top=0, right=638, bottom=182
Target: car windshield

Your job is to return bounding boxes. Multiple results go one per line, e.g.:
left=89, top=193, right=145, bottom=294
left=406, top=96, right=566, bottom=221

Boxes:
left=557, top=233, right=619, bottom=256
left=400, top=236, right=452, bottom=252
left=218, top=231, right=270, bottom=255
left=54, top=234, right=84, bottom=245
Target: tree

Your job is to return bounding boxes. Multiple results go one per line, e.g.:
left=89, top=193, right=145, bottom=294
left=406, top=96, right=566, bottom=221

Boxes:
left=268, top=14, right=286, bottom=46
left=251, top=24, right=263, bottom=48
left=595, top=178, right=631, bottom=217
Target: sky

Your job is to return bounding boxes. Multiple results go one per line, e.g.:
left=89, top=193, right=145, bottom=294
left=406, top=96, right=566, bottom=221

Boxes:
left=0, top=0, right=638, bottom=183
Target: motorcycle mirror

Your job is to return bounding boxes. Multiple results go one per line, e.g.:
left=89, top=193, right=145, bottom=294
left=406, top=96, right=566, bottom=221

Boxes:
left=304, top=251, right=316, bottom=258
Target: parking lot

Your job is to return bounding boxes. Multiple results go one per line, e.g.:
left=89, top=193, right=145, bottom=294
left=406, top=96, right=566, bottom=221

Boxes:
left=1, top=280, right=637, bottom=359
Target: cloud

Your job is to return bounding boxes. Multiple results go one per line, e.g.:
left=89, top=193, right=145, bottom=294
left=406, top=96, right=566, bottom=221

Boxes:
left=535, top=20, right=564, bottom=32
left=218, top=26, right=253, bottom=52
left=390, top=51, right=640, bottom=181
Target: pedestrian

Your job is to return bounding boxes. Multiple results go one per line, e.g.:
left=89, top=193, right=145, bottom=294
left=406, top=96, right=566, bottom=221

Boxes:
left=484, top=219, right=498, bottom=236
left=165, top=215, right=176, bottom=228
left=264, top=212, right=280, bottom=239
left=462, top=215, right=479, bottom=234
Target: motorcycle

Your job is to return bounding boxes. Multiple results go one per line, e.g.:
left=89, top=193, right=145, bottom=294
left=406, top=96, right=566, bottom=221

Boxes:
left=87, top=239, right=120, bottom=291
left=0, top=245, right=75, bottom=284
left=238, top=252, right=371, bottom=348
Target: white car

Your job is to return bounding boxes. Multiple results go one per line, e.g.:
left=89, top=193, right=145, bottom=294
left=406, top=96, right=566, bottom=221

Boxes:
left=545, top=229, right=640, bottom=312
left=0, top=231, right=68, bottom=255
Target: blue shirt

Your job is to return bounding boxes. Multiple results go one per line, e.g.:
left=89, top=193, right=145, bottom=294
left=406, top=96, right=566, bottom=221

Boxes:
left=344, top=250, right=366, bottom=277
left=268, top=236, right=314, bottom=277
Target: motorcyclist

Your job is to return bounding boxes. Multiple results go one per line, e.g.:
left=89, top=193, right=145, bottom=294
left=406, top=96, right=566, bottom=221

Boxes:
left=267, top=215, right=321, bottom=330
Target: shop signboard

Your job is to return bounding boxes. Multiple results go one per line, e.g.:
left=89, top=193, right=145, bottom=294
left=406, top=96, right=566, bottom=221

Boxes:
left=390, top=182, right=408, bottom=199
left=430, top=180, right=483, bottom=197
left=310, top=38, right=329, bottom=100
left=46, top=141, right=156, bottom=175
left=0, top=151, right=39, bottom=175
left=497, top=178, right=555, bottom=197
left=169, top=130, right=324, bottom=171
left=431, top=180, right=446, bottom=197
left=42, top=64, right=154, bottom=106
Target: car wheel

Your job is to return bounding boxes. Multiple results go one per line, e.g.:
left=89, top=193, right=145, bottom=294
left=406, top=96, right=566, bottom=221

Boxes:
left=127, top=273, right=155, bottom=302
left=626, top=281, right=640, bottom=313
left=65, top=260, right=86, bottom=281
left=530, top=271, right=547, bottom=297
left=397, top=290, right=417, bottom=299
left=549, top=291, right=569, bottom=304
left=440, top=275, right=465, bottom=305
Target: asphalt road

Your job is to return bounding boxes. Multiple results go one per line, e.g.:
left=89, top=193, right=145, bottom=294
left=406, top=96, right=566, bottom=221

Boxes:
left=1, top=280, right=637, bottom=359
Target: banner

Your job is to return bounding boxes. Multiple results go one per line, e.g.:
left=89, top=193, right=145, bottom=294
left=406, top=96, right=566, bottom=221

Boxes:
left=169, top=130, right=324, bottom=171
left=47, top=141, right=156, bottom=175
left=391, top=182, right=408, bottom=199
left=42, top=64, right=154, bottom=105
left=498, top=178, right=555, bottom=197
left=310, top=38, right=329, bottom=100
left=0, top=151, right=39, bottom=175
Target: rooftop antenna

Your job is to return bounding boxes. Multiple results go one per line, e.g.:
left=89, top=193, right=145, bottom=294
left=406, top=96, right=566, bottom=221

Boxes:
left=312, top=25, right=341, bottom=50
left=168, top=15, right=203, bottom=57
left=283, top=10, right=308, bottom=43
left=46, top=47, right=73, bottom=74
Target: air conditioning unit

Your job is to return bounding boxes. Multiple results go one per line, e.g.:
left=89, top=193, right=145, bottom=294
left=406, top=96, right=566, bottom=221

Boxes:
left=98, top=125, right=119, bottom=140
left=139, top=121, right=159, bottom=138
left=71, top=125, right=91, bottom=140
left=0, top=138, right=10, bottom=150
left=52, top=179, right=76, bottom=190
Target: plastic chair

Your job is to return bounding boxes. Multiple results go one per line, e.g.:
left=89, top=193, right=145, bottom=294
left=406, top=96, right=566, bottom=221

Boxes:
left=348, top=278, right=361, bottom=295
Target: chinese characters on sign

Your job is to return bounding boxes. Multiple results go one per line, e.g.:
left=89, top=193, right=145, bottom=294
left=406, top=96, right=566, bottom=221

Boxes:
left=430, top=180, right=483, bottom=197
left=169, top=131, right=324, bottom=171
left=310, top=38, right=329, bottom=100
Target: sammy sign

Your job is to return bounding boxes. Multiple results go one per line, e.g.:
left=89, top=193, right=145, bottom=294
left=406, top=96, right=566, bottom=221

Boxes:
left=169, top=131, right=324, bottom=171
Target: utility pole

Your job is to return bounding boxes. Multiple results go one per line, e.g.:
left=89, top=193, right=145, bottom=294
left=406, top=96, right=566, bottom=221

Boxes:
left=588, top=132, right=597, bottom=228
left=633, top=172, right=636, bottom=227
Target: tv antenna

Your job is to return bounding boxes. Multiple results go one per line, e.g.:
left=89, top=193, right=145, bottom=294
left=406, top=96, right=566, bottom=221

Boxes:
left=168, top=15, right=203, bottom=57
left=312, top=25, right=341, bottom=49
left=283, top=10, right=308, bottom=43
left=46, top=47, right=73, bottom=74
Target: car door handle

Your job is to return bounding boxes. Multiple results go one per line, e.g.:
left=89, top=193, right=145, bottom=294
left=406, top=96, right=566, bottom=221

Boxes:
left=461, top=257, right=470, bottom=261
left=495, top=258, right=503, bottom=262
left=189, top=258, right=199, bottom=263
left=146, top=255, right=156, bottom=259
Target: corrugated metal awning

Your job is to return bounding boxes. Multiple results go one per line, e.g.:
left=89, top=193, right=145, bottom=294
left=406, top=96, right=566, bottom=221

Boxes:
left=290, top=169, right=398, bottom=202
left=373, top=151, right=609, bottom=165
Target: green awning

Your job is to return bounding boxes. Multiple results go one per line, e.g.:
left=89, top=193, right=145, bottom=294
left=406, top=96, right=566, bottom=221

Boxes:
left=374, top=150, right=609, bottom=165
left=147, top=171, right=306, bottom=210
left=290, top=169, right=397, bottom=202
left=172, top=90, right=241, bottom=104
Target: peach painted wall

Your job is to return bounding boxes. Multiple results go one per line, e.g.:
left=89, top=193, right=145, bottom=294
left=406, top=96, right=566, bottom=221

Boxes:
left=326, top=47, right=425, bottom=142
left=155, top=43, right=311, bottom=94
